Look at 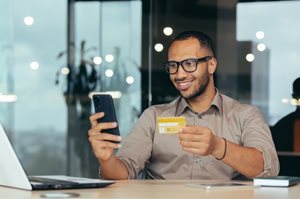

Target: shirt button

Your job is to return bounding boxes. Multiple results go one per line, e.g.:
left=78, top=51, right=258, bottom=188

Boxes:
left=194, top=159, right=203, bottom=166
left=198, top=115, right=202, bottom=119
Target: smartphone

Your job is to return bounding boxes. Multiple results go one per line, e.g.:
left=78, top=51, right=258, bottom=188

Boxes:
left=186, top=182, right=255, bottom=190
left=92, top=94, right=120, bottom=137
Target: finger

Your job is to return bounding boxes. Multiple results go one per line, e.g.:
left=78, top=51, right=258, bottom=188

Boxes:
left=181, top=146, right=206, bottom=155
left=88, top=126, right=103, bottom=137
left=89, top=137, right=121, bottom=149
left=89, top=132, right=122, bottom=142
left=89, top=122, right=118, bottom=136
left=180, top=126, right=211, bottom=137
left=180, top=140, right=205, bottom=148
left=89, top=112, right=104, bottom=127
left=179, top=140, right=200, bottom=148
left=96, top=132, right=122, bottom=142
left=88, top=134, right=121, bottom=151
left=103, top=141, right=122, bottom=149
left=180, top=126, right=200, bottom=134
left=178, top=132, right=203, bottom=142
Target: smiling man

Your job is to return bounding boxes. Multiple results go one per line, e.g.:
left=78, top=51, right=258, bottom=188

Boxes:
left=88, top=30, right=279, bottom=180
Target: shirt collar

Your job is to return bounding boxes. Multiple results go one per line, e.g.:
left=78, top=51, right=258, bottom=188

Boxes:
left=175, top=89, right=223, bottom=116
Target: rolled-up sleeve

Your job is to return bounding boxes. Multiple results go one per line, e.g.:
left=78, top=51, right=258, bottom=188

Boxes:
left=116, top=107, right=156, bottom=179
left=241, top=106, right=280, bottom=177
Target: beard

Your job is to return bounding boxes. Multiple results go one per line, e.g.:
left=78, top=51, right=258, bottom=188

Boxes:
left=180, top=72, right=210, bottom=100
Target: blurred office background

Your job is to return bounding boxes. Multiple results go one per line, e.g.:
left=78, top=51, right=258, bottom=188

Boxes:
left=0, top=0, right=299, bottom=177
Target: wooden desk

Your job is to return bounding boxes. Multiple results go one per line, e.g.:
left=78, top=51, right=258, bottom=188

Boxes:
left=1, top=180, right=300, bottom=199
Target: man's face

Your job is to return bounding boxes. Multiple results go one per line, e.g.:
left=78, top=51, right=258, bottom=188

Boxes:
left=168, top=38, right=215, bottom=100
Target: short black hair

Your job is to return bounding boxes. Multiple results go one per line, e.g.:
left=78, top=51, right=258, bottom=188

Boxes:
left=292, top=77, right=300, bottom=99
left=171, top=30, right=216, bottom=56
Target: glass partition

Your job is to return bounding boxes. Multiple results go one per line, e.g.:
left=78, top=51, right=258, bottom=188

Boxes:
left=237, top=0, right=300, bottom=176
left=237, top=1, right=300, bottom=125
left=65, top=0, right=142, bottom=177
left=0, top=0, right=142, bottom=178
left=0, top=0, right=67, bottom=175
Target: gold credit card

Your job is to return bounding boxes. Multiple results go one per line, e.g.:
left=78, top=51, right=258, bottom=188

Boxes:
left=157, top=117, right=186, bottom=134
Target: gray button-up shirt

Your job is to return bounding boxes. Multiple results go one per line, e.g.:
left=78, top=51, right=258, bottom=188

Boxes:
left=116, top=91, right=279, bottom=179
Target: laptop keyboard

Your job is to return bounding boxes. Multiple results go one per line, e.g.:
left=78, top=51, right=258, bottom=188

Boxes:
left=28, top=176, right=78, bottom=185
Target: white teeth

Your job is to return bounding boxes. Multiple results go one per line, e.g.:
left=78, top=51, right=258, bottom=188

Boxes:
left=179, top=82, right=189, bottom=86
left=177, top=81, right=191, bottom=89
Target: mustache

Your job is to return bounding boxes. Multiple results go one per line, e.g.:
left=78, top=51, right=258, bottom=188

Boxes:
left=174, top=77, right=192, bottom=82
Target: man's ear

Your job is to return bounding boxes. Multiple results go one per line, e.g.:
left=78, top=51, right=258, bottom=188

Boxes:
left=208, top=58, right=217, bottom=74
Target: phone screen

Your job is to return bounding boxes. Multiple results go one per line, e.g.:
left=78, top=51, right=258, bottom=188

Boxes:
left=92, top=94, right=120, bottom=137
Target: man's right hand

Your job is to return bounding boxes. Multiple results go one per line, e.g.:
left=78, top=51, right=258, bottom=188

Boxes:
left=88, top=112, right=122, bottom=162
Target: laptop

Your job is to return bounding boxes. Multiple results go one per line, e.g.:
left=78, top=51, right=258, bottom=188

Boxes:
left=0, top=122, right=115, bottom=190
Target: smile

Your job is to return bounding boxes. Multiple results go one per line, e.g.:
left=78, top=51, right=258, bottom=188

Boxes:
left=176, top=80, right=192, bottom=90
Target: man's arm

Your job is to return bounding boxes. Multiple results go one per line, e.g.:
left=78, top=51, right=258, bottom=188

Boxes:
left=179, top=126, right=264, bottom=178
left=212, top=136, right=264, bottom=178
left=88, top=112, right=129, bottom=180
left=99, top=155, right=129, bottom=180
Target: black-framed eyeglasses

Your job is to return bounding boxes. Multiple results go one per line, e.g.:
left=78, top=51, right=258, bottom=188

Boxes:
left=162, top=56, right=213, bottom=74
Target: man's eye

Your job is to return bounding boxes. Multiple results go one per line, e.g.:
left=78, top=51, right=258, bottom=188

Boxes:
left=168, top=63, right=178, bottom=68
left=183, top=60, right=195, bottom=67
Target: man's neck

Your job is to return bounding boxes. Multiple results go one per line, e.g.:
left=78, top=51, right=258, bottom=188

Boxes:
left=187, top=84, right=216, bottom=113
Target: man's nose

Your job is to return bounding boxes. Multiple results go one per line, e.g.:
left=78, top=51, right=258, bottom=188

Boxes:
left=175, top=65, right=188, bottom=78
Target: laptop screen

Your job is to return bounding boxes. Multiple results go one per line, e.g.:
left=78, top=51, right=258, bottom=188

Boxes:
left=0, top=122, right=114, bottom=190
left=0, top=123, right=32, bottom=190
